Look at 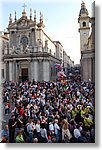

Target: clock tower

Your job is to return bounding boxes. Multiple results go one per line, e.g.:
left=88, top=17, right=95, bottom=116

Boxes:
left=78, top=1, right=90, bottom=53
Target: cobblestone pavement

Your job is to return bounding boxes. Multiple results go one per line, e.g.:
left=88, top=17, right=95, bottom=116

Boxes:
left=1, top=91, right=15, bottom=126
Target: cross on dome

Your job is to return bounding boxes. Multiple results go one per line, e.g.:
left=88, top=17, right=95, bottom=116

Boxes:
left=22, top=3, right=27, bottom=12
left=22, top=3, right=27, bottom=16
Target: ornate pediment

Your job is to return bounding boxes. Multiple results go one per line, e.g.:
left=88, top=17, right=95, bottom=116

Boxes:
left=8, top=9, right=45, bottom=30
left=8, top=16, right=34, bottom=29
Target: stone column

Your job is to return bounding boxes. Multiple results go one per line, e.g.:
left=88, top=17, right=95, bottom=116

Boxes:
left=49, top=61, right=52, bottom=80
left=92, top=57, right=95, bottom=82
left=88, top=58, right=92, bottom=81
left=28, top=60, right=31, bottom=81
left=43, top=60, right=50, bottom=81
left=38, top=60, right=43, bottom=81
left=33, top=60, right=38, bottom=81
left=9, top=61, right=13, bottom=81
left=12, top=60, right=16, bottom=81
left=30, top=60, right=34, bottom=81
left=16, top=61, right=19, bottom=82
left=18, top=61, right=22, bottom=81
left=82, top=58, right=88, bottom=81
left=6, top=61, right=9, bottom=81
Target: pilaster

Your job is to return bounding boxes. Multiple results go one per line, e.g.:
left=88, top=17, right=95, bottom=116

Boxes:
left=43, top=60, right=50, bottom=81
left=9, top=60, right=13, bottom=81
left=28, top=60, right=31, bottom=81
left=33, top=60, right=38, bottom=81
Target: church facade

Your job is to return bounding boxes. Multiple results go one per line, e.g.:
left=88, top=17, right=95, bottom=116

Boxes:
left=3, top=8, right=64, bottom=82
left=78, top=2, right=95, bottom=82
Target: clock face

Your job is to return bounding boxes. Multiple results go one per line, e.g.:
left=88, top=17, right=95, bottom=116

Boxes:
left=83, top=32, right=87, bottom=35
left=20, top=36, right=28, bottom=45
left=82, top=32, right=87, bottom=38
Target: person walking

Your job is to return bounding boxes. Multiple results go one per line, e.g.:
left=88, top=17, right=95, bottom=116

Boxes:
left=8, top=115, right=17, bottom=143
left=54, top=119, right=60, bottom=143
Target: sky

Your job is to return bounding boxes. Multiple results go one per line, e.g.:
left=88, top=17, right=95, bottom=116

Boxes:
left=0, top=0, right=94, bottom=64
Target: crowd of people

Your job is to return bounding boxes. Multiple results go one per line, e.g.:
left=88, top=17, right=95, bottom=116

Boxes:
left=1, top=79, right=95, bottom=143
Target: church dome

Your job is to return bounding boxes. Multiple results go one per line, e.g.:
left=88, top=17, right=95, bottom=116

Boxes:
left=79, top=1, right=88, bottom=16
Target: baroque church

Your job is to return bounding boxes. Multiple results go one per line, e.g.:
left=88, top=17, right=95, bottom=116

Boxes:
left=3, top=7, right=64, bottom=82
left=78, top=1, right=95, bottom=82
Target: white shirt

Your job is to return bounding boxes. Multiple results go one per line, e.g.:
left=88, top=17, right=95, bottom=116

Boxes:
left=40, top=128, right=48, bottom=140
left=27, top=123, right=33, bottom=134
left=49, top=123, right=54, bottom=131
left=74, top=129, right=81, bottom=139
left=35, top=124, right=40, bottom=133
left=54, top=123, right=60, bottom=135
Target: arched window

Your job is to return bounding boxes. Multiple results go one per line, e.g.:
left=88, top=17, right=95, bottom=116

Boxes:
left=83, top=22, right=86, bottom=27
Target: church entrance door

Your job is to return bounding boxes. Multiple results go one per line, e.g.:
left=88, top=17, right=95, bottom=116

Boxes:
left=21, top=68, right=28, bottom=81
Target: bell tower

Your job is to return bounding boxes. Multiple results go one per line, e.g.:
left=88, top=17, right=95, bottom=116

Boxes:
left=78, top=1, right=90, bottom=52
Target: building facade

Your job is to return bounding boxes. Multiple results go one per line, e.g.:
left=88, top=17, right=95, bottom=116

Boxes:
left=78, top=1, right=95, bottom=82
left=3, top=8, right=64, bottom=82
left=53, top=41, right=63, bottom=65
left=0, top=32, right=9, bottom=83
left=63, top=50, right=74, bottom=75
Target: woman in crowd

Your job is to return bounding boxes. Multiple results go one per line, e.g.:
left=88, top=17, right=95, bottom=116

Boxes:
left=15, top=130, right=24, bottom=143
left=61, top=119, right=72, bottom=142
